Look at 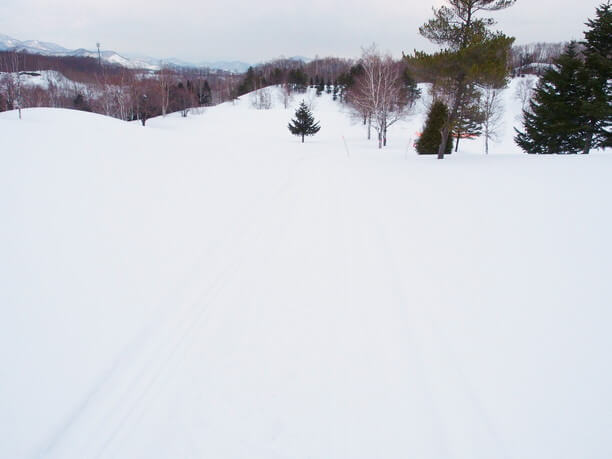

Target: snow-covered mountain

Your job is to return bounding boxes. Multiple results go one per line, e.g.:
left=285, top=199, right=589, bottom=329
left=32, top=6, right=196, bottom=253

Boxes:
left=0, top=33, right=321, bottom=73
left=1, top=36, right=70, bottom=54
left=0, top=33, right=158, bottom=70
left=0, top=33, right=253, bottom=72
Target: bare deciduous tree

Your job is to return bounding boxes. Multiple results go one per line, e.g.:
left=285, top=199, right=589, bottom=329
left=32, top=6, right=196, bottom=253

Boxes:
left=1, top=52, right=25, bottom=119
left=158, top=64, right=171, bottom=117
left=349, top=46, right=417, bottom=148
left=251, top=87, right=272, bottom=110
left=279, top=78, right=293, bottom=109
left=515, top=76, right=536, bottom=111
left=481, top=85, right=504, bottom=154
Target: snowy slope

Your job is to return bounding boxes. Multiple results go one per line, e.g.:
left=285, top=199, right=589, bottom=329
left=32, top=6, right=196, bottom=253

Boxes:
left=1, top=84, right=611, bottom=459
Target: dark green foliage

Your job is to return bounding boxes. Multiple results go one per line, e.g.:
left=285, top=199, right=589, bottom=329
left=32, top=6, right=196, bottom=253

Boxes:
left=288, top=69, right=308, bottom=92
left=236, top=66, right=257, bottom=96
left=402, top=68, right=421, bottom=102
left=417, top=101, right=454, bottom=155
left=581, top=1, right=612, bottom=152
left=198, top=80, right=212, bottom=106
left=407, top=0, right=516, bottom=158
left=516, top=4, right=611, bottom=154
left=419, top=1, right=516, bottom=50
left=515, top=43, right=595, bottom=153
left=72, top=93, right=91, bottom=112
left=337, top=64, right=364, bottom=89
left=453, top=85, right=485, bottom=150
left=316, top=79, right=325, bottom=96
left=336, top=64, right=365, bottom=102
left=288, top=101, right=321, bottom=143
left=236, top=67, right=267, bottom=97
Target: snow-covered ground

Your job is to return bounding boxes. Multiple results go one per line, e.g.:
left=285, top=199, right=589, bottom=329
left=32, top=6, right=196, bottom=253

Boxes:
left=1, top=81, right=611, bottom=459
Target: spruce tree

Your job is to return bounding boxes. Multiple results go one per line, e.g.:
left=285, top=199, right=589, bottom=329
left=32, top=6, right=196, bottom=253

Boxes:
left=288, top=101, right=321, bottom=143
left=515, top=42, right=587, bottom=154
left=417, top=101, right=454, bottom=155
left=516, top=4, right=611, bottom=154
left=580, top=1, right=612, bottom=153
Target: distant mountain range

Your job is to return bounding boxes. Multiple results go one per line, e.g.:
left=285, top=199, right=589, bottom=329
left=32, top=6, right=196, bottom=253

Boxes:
left=0, top=33, right=256, bottom=73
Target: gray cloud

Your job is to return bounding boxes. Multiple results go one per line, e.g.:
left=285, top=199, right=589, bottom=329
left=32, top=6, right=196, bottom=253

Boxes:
left=0, top=0, right=605, bottom=62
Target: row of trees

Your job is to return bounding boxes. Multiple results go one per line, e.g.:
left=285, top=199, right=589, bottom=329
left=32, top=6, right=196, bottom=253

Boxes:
left=0, top=52, right=242, bottom=123
left=2, top=0, right=608, bottom=153
left=411, top=0, right=610, bottom=157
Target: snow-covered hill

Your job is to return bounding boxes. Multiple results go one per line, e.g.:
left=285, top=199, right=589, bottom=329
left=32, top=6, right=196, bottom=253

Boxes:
left=1, top=83, right=611, bottom=459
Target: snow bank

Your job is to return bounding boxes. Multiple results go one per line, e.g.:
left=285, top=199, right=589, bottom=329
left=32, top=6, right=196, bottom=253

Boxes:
left=1, top=85, right=611, bottom=459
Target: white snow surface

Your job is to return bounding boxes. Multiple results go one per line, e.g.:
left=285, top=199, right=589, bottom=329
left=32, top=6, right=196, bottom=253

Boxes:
left=1, top=82, right=611, bottom=459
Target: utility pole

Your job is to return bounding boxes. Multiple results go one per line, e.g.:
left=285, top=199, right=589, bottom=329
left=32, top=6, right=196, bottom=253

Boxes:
left=96, top=42, right=102, bottom=67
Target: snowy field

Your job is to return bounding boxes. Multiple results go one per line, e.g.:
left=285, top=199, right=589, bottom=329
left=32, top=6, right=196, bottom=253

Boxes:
left=1, top=81, right=611, bottom=459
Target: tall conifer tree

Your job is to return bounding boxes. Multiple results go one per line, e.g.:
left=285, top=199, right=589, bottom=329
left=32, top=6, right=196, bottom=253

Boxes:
left=516, top=3, right=611, bottom=154
left=515, top=43, right=586, bottom=154
left=580, top=1, right=612, bottom=153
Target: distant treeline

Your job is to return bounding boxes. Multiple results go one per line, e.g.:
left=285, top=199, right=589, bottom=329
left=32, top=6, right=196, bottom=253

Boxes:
left=0, top=42, right=565, bottom=122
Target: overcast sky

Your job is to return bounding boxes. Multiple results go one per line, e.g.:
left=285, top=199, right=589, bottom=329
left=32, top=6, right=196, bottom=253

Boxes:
left=0, top=0, right=605, bottom=63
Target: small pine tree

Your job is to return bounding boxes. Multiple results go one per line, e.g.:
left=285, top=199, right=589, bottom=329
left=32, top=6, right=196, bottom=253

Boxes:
left=288, top=101, right=321, bottom=143
left=417, top=101, right=453, bottom=155
left=515, top=42, right=586, bottom=154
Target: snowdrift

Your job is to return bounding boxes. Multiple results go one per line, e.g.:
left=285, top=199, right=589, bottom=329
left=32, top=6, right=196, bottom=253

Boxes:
left=1, top=82, right=611, bottom=459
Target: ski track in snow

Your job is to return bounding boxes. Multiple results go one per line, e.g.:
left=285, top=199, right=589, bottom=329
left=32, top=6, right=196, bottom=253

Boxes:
left=36, top=165, right=302, bottom=458
left=1, top=83, right=611, bottom=459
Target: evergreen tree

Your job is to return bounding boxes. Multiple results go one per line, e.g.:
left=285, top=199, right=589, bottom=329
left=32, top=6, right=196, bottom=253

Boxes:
left=316, top=79, right=325, bottom=96
left=236, top=66, right=257, bottom=96
left=417, top=101, right=454, bottom=155
left=199, top=80, right=212, bottom=106
left=516, top=4, right=611, bottom=154
left=406, top=0, right=515, bottom=159
left=288, top=101, right=321, bottom=143
left=580, top=1, right=612, bottom=153
left=515, top=42, right=588, bottom=154
left=452, top=85, right=485, bottom=151
left=288, top=69, right=308, bottom=92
